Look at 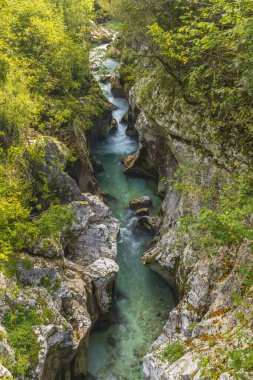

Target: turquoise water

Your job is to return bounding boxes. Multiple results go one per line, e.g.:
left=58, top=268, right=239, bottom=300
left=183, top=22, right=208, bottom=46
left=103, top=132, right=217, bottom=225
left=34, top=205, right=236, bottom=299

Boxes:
left=87, top=46, right=174, bottom=380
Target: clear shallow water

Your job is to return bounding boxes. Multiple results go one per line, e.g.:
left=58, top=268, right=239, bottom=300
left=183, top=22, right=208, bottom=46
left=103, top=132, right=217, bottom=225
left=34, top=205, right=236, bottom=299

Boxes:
left=87, top=45, right=174, bottom=380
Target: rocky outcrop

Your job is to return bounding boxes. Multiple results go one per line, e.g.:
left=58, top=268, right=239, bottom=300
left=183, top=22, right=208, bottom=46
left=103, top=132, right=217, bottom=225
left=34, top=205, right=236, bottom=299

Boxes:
left=122, top=144, right=159, bottom=180
left=136, top=216, right=162, bottom=235
left=66, top=126, right=99, bottom=193
left=90, top=23, right=114, bottom=44
left=0, top=136, right=120, bottom=380
left=126, top=77, right=253, bottom=379
left=91, top=106, right=115, bottom=139
left=124, top=104, right=139, bottom=137
left=110, top=72, right=127, bottom=99
left=143, top=241, right=253, bottom=380
left=67, top=196, right=119, bottom=267
left=27, top=135, right=96, bottom=203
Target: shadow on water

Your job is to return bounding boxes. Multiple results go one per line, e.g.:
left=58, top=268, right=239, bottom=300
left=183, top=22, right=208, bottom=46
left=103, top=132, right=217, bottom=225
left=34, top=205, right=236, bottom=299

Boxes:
left=87, top=44, right=175, bottom=380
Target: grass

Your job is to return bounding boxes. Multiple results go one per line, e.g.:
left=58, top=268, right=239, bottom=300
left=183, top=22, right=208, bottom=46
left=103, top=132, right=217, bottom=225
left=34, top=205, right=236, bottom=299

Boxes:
left=162, top=341, right=186, bottom=364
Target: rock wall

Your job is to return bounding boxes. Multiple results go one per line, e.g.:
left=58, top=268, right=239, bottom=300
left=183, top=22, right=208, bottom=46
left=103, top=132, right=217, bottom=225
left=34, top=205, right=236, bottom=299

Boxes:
left=66, top=127, right=99, bottom=194
left=124, top=78, right=253, bottom=380
left=0, top=137, right=120, bottom=380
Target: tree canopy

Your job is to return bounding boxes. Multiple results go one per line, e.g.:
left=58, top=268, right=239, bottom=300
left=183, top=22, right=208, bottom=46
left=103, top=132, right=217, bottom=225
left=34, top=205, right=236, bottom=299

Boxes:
left=103, top=0, right=253, bottom=155
left=0, top=0, right=101, bottom=264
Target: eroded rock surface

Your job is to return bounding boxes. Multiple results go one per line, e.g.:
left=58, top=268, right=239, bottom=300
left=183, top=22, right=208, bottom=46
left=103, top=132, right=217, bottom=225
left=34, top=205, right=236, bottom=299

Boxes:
left=127, top=78, right=253, bottom=380
left=110, top=71, right=127, bottom=99
left=0, top=137, right=120, bottom=380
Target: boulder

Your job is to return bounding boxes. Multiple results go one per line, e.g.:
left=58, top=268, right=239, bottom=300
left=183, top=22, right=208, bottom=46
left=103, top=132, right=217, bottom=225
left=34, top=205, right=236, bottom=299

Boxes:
left=110, top=72, right=127, bottom=99
left=129, top=196, right=152, bottom=210
left=110, top=117, right=118, bottom=132
left=67, top=195, right=119, bottom=267
left=134, top=208, right=150, bottom=217
left=136, top=216, right=161, bottom=234
left=86, top=258, right=119, bottom=314
left=122, top=147, right=159, bottom=180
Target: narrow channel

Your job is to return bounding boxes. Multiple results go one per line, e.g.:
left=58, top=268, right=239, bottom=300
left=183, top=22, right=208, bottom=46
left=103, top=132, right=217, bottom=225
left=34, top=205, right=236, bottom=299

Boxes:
left=87, top=43, right=174, bottom=380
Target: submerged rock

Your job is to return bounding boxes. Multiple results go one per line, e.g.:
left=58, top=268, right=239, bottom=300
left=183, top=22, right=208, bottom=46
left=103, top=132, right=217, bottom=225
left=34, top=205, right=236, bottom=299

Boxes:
left=108, top=335, right=118, bottom=348
left=91, top=158, right=104, bottom=174
left=84, top=372, right=97, bottom=380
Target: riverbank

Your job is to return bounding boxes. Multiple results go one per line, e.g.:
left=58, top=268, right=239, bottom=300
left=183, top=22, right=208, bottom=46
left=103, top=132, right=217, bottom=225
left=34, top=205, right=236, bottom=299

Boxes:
left=119, top=66, right=253, bottom=380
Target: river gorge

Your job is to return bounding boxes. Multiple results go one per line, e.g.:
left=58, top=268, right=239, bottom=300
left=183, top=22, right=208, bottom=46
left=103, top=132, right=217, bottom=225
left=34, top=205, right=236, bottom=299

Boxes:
left=87, top=43, right=174, bottom=379
left=0, top=2, right=252, bottom=379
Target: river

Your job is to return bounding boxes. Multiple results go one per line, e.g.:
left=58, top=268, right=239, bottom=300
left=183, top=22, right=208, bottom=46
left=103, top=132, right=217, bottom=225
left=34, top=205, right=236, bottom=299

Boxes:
left=87, top=43, right=174, bottom=380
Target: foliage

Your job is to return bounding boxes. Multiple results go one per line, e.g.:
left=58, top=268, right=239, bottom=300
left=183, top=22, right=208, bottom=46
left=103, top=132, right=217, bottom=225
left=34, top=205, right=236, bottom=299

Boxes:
left=172, top=165, right=253, bottom=257
left=199, top=344, right=253, bottom=380
left=228, top=348, right=253, bottom=373
left=0, top=0, right=98, bottom=276
left=0, top=0, right=109, bottom=377
left=103, top=0, right=253, bottom=156
left=0, top=145, right=75, bottom=263
left=0, top=0, right=105, bottom=148
left=0, top=0, right=99, bottom=263
left=162, top=340, right=185, bottom=364
left=4, top=302, right=48, bottom=375
left=0, top=148, right=31, bottom=260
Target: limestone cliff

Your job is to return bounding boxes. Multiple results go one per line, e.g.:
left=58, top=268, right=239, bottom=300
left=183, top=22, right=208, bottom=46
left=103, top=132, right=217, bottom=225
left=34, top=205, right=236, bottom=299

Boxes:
left=123, top=76, right=253, bottom=380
